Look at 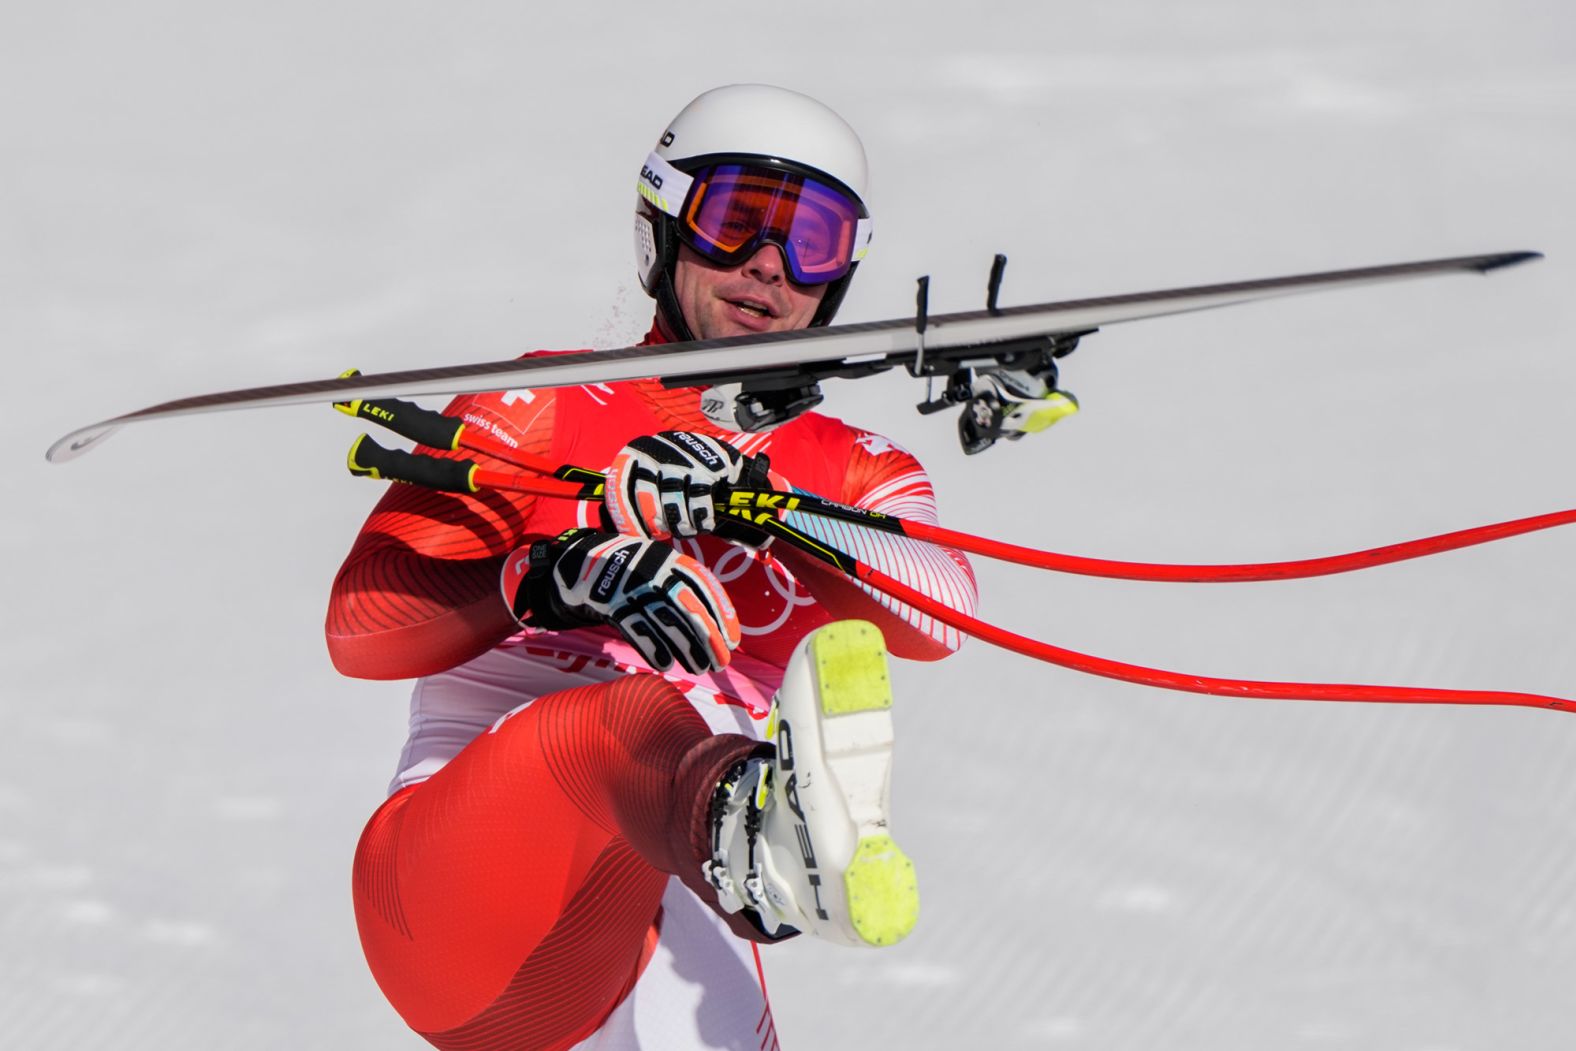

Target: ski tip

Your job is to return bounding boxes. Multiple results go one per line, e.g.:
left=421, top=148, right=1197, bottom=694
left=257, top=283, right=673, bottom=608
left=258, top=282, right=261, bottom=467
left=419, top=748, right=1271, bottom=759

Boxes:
left=1475, top=251, right=1544, bottom=273
left=46, top=423, right=120, bottom=464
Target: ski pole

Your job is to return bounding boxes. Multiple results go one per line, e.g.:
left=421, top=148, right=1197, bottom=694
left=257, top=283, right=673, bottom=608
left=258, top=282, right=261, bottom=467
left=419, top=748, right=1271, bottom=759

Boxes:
left=335, top=376, right=564, bottom=476
left=344, top=433, right=1576, bottom=715
left=746, top=512, right=1576, bottom=715
left=342, top=409, right=1576, bottom=585
left=721, top=489, right=1576, bottom=583
left=346, top=434, right=603, bottom=500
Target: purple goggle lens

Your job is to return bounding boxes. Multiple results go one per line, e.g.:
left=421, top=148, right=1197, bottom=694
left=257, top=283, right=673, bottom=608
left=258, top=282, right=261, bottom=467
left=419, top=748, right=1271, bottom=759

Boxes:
left=677, top=164, right=864, bottom=285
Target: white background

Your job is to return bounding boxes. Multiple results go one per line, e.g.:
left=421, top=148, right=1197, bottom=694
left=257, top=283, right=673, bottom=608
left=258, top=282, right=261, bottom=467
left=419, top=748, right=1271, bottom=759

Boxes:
left=4, top=2, right=1573, bottom=1048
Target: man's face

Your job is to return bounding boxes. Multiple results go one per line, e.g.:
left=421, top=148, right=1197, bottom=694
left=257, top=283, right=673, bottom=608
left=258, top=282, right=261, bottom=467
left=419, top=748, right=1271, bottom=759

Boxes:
left=671, top=243, right=828, bottom=340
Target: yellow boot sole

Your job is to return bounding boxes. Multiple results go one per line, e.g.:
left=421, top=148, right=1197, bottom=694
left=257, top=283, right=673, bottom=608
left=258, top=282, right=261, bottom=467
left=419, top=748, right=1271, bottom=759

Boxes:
left=808, top=620, right=918, bottom=946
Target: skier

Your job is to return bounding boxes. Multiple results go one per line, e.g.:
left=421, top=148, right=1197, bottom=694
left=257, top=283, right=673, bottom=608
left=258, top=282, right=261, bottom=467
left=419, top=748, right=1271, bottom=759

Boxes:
left=329, top=84, right=978, bottom=1050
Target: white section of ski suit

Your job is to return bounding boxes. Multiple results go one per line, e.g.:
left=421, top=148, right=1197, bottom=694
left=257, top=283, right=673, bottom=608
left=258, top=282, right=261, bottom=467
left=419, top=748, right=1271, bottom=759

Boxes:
left=389, top=629, right=775, bottom=795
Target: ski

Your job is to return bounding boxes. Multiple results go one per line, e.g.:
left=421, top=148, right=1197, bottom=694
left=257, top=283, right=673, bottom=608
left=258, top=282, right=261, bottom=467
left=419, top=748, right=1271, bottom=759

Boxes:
left=46, top=250, right=1539, bottom=463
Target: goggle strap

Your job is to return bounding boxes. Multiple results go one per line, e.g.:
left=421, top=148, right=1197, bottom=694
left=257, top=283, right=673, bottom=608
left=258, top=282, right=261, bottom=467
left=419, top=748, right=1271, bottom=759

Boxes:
left=637, top=152, right=692, bottom=218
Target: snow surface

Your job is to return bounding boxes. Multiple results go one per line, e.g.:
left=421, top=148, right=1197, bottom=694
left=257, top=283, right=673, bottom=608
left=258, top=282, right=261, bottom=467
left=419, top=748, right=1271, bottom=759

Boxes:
left=5, top=2, right=1575, bottom=1048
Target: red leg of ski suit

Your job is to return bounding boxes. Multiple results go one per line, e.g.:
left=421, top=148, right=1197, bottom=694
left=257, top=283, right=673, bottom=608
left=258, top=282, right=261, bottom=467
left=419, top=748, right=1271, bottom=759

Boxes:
left=352, top=674, right=769, bottom=1051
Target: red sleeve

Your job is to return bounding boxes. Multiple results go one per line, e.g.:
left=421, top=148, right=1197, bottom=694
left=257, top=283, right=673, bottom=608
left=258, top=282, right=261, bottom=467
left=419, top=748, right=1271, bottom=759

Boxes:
left=776, top=434, right=978, bottom=662
left=325, top=388, right=559, bottom=680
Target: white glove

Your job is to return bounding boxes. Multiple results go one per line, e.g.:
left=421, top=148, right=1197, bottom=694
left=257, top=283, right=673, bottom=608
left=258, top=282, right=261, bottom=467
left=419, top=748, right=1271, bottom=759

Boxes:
left=502, top=529, right=740, bottom=674
left=605, top=431, right=771, bottom=542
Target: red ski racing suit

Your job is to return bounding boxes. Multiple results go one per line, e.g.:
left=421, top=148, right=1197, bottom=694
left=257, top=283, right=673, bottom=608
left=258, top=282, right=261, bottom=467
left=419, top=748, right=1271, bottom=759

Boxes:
left=329, top=333, right=977, bottom=1050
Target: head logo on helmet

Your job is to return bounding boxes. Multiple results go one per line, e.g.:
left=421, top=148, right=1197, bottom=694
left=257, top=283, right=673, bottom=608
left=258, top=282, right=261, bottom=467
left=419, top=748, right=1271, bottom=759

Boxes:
left=634, top=84, right=873, bottom=343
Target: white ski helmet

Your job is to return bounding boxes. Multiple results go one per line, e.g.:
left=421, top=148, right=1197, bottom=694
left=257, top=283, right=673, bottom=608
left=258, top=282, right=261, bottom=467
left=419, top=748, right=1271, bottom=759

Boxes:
left=634, top=84, right=873, bottom=340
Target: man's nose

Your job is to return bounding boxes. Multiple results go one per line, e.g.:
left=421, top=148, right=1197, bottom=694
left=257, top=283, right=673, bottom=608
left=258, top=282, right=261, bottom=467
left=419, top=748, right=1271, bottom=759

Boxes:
left=742, top=242, right=788, bottom=284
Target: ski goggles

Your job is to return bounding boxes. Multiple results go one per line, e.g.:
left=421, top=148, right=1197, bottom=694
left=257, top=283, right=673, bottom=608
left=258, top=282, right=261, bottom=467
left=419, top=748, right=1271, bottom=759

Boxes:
left=639, top=151, right=872, bottom=285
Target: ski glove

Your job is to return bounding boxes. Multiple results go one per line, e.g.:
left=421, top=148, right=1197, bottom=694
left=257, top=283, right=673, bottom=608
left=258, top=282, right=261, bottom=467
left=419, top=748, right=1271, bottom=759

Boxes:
left=501, top=528, right=741, bottom=674
left=605, top=431, right=773, bottom=545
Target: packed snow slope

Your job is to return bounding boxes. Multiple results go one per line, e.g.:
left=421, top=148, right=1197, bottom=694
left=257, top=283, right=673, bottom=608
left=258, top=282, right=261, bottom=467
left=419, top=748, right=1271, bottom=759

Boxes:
left=5, top=2, right=1573, bottom=1048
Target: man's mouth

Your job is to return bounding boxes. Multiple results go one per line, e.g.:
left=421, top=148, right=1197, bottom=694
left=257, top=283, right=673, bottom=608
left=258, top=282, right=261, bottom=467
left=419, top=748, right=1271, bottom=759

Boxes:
left=726, top=297, right=776, bottom=319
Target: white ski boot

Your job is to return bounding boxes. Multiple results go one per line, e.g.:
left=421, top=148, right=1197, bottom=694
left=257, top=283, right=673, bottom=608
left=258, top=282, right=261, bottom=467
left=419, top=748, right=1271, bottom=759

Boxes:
left=702, top=619, right=918, bottom=947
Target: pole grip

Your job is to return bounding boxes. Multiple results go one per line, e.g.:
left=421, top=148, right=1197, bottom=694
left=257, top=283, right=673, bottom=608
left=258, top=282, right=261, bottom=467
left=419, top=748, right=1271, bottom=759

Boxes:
left=333, top=369, right=466, bottom=450
left=347, top=434, right=478, bottom=493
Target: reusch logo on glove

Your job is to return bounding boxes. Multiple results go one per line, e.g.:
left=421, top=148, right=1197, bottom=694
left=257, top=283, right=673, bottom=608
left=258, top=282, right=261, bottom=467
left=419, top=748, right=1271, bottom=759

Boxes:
left=671, top=431, right=724, bottom=470
left=593, top=545, right=634, bottom=601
